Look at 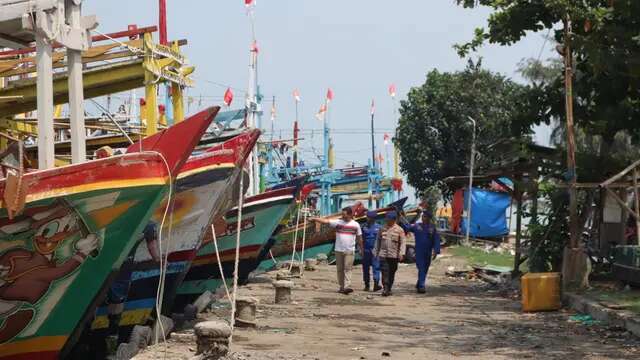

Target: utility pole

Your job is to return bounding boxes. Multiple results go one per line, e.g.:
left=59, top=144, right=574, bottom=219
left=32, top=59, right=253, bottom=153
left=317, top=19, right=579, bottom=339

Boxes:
left=561, top=14, right=588, bottom=290
left=564, top=16, right=579, bottom=250
left=466, top=116, right=477, bottom=245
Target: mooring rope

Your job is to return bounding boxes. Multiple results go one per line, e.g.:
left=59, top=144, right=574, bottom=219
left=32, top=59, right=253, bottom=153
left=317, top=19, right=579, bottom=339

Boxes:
left=229, top=171, right=245, bottom=347
left=299, top=201, right=309, bottom=275
left=288, top=203, right=303, bottom=271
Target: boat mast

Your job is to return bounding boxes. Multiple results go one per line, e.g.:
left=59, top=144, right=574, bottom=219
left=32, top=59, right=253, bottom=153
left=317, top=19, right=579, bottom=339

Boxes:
left=246, top=2, right=260, bottom=196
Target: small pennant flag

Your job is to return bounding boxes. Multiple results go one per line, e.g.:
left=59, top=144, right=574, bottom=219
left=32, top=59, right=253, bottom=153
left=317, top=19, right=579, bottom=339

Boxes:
left=315, top=103, right=327, bottom=121
left=383, top=133, right=390, bottom=145
left=370, top=98, right=375, bottom=115
left=250, top=40, right=259, bottom=54
left=223, top=88, right=233, bottom=107
left=377, top=153, right=384, bottom=164
left=326, top=88, right=334, bottom=102
left=389, top=83, right=397, bottom=99
left=293, top=89, right=301, bottom=103
left=245, top=0, right=253, bottom=7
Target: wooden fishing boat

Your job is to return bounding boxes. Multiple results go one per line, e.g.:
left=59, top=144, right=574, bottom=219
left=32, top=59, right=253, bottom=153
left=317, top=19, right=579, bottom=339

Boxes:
left=0, top=108, right=215, bottom=360
left=174, top=185, right=300, bottom=309
left=83, top=129, right=259, bottom=351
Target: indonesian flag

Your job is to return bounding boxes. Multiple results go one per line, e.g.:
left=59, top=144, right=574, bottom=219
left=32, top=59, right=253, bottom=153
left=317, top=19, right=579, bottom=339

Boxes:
left=223, top=88, right=233, bottom=107
left=293, top=89, right=301, bottom=103
left=370, top=98, right=375, bottom=115
left=389, top=83, right=397, bottom=99
left=245, top=0, right=253, bottom=7
left=250, top=40, right=259, bottom=54
left=315, top=103, right=327, bottom=121
left=326, top=88, right=334, bottom=103
left=383, top=133, right=390, bottom=145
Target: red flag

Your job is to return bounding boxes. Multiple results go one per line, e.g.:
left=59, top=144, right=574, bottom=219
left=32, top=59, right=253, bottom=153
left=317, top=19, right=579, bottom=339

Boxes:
left=245, top=0, right=253, bottom=6
left=315, top=103, right=327, bottom=121
left=223, top=88, right=233, bottom=107
left=326, top=88, right=334, bottom=102
left=388, top=83, right=397, bottom=98
left=250, top=40, right=259, bottom=54
left=370, top=98, right=375, bottom=115
left=383, top=133, right=390, bottom=145
left=293, top=89, right=301, bottom=102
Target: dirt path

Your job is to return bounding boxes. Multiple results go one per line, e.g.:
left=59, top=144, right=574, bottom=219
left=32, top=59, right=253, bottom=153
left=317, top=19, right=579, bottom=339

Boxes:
left=135, top=252, right=640, bottom=360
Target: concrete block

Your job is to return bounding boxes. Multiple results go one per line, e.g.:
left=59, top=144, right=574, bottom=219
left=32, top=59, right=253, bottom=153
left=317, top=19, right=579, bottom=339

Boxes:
left=194, top=321, right=231, bottom=359
left=150, top=315, right=174, bottom=344
left=193, top=290, right=214, bottom=313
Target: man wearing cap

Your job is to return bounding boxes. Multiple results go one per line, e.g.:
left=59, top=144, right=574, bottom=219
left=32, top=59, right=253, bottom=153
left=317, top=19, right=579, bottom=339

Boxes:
left=405, top=210, right=441, bottom=293
left=312, top=207, right=362, bottom=295
left=361, top=211, right=382, bottom=292
left=374, top=211, right=406, bottom=296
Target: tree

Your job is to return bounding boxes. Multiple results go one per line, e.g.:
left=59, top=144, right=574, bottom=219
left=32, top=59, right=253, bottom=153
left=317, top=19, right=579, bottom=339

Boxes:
left=454, top=0, right=640, bottom=145
left=395, top=61, right=537, bottom=196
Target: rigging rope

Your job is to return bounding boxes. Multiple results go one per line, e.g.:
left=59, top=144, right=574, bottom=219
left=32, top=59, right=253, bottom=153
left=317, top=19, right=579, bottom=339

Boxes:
left=299, top=201, right=309, bottom=275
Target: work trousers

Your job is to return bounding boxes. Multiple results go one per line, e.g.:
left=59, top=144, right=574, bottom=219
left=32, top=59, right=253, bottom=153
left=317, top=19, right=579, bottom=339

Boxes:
left=415, top=252, right=432, bottom=289
left=361, top=250, right=380, bottom=286
left=380, top=257, right=399, bottom=293
left=335, top=251, right=354, bottom=290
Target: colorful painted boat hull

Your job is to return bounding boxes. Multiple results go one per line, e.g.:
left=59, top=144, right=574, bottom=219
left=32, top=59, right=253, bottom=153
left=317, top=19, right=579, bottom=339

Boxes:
left=0, top=155, right=170, bottom=360
left=0, top=107, right=216, bottom=360
left=84, top=130, right=259, bottom=349
left=174, top=186, right=298, bottom=308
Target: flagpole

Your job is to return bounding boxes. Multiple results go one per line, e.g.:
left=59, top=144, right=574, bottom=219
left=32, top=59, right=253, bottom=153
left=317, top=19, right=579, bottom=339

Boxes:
left=370, top=99, right=377, bottom=208
left=293, top=96, right=299, bottom=167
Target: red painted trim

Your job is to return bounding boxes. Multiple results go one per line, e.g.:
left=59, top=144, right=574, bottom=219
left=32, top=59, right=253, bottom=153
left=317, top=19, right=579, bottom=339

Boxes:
left=0, top=26, right=158, bottom=58
left=179, top=129, right=260, bottom=173
left=0, top=152, right=169, bottom=202
left=167, top=249, right=197, bottom=262
left=194, top=244, right=262, bottom=262
left=127, top=107, right=219, bottom=174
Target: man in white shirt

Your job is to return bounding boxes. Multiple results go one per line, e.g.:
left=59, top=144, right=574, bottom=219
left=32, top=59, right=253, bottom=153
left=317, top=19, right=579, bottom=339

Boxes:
left=312, top=207, right=363, bottom=294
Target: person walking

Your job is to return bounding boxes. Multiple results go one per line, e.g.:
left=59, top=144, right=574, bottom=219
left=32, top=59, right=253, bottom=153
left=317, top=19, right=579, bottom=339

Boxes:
left=405, top=211, right=441, bottom=293
left=312, top=207, right=362, bottom=295
left=361, top=211, right=382, bottom=292
left=375, top=211, right=406, bottom=297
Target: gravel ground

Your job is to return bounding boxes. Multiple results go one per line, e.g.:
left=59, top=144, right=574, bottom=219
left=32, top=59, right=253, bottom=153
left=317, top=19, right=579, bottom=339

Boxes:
left=134, top=250, right=640, bottom=360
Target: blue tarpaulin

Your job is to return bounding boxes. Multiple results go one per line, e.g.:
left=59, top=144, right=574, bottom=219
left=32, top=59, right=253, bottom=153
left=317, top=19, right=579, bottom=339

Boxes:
left=460, top=188, right=511, bottom=237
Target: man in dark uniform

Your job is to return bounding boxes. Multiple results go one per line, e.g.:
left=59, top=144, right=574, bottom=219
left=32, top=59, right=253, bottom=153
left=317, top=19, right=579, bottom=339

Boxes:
left=361, top=211, right=382, bottom=292
left=405, top=211, right=440, bottom=293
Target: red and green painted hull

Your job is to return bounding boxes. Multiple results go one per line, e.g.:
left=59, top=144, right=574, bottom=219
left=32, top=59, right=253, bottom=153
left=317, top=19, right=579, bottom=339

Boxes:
left=0, top=107, right=216, bottom=359
left=84, top=130, right=259, bottom=351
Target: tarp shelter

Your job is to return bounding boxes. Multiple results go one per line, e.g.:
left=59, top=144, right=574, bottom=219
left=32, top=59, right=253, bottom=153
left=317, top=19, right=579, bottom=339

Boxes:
left=460, top=188, right=511, bottom=237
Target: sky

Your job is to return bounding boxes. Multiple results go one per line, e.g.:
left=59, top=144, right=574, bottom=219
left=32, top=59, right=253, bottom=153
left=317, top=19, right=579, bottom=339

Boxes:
left=84, top=0, right=553, bottom=198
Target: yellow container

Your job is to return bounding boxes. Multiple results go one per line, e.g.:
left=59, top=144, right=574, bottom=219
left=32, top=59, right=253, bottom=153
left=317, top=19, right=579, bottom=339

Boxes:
left=521, top=272, right=562, bottom=312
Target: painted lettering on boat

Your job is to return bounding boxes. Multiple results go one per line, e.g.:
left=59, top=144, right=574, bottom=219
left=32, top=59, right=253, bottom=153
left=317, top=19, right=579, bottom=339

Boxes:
left=0, top=201, right=100, bottom=344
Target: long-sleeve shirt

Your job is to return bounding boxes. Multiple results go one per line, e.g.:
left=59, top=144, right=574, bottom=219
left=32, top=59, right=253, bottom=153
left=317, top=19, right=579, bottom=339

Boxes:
left=405, top=222, right=441, bottom=255
left=374, top=223, right=406, bottom=259
left=361, top=223, right=382, bottom=252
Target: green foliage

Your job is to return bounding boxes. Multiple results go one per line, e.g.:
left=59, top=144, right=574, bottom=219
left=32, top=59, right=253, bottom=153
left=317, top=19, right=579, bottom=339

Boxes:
left=395, top=61, right=537, bottom=196
left=526, top=182, right=568, bottom=272
left=448, top=245, right=517, bottom=269
left=454, top=0, right=640, bottom=145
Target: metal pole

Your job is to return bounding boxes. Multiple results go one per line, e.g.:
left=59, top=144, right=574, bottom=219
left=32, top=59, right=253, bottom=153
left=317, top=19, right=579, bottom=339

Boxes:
left=66, top=0, right=86, bottom=164
left=36, top=33, right=55, bottom=169
left=293, top=99, right=298, bottom=167
left=466, top=116, right=477, bottom=244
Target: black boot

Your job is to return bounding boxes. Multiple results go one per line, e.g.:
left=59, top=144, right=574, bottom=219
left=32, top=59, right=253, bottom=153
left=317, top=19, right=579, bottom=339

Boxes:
left=373, top=283, right=382, bottom=292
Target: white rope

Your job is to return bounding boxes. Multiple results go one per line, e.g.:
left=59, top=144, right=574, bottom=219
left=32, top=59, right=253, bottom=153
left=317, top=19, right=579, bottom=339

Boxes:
left=91, top=29, right=144, bottom=54
left=229, top=171, right=245, bottom=347
left=269, top=249, right=278, bottom=265
left=299, top=202, right=309, bottom=275
left=211, top=224, right=232, bottom=302
left=145, top=151, right=173, bottom=359
left=288, top=203, right=302, bottom=271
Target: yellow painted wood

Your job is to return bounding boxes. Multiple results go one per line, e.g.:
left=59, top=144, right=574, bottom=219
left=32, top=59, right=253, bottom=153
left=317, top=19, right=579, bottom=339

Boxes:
left=171, top=42, right=185, bottom=123
left=143, top=33, right=158, bottom=136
